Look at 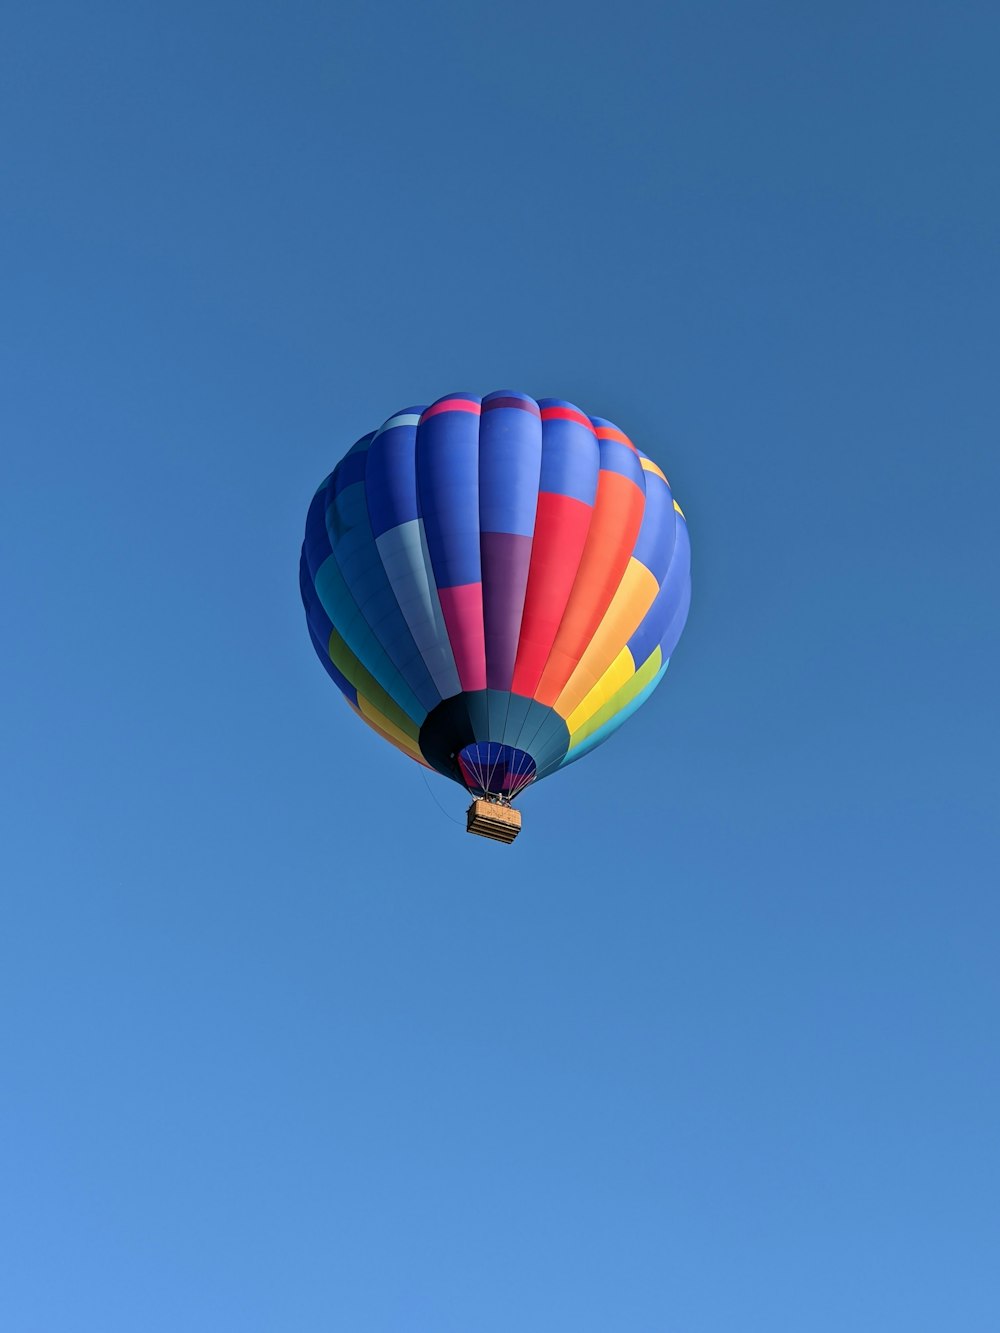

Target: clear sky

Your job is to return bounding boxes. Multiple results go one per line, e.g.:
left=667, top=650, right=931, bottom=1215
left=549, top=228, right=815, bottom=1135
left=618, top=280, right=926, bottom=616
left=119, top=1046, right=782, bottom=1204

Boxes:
left=2, top=2, right=998, bottom=1329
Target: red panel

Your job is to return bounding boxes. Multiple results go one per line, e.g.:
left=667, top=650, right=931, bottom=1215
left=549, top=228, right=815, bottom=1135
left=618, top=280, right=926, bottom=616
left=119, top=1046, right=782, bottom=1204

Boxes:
left=420, top=397, right=481, bottom=419
left=511, top=492, right=593, bottom=698
left=540, top=404, right=594, bottom=431
left=533, top=470, right=646, bottom=707
left=438, top=582, right=486, bottom=692
left=595, top=424, right=638, bottom=452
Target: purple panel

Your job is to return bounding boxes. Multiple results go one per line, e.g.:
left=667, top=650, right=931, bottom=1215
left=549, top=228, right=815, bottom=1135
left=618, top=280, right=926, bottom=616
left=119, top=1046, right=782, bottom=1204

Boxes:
left=481, top=531, right=533, bottom=692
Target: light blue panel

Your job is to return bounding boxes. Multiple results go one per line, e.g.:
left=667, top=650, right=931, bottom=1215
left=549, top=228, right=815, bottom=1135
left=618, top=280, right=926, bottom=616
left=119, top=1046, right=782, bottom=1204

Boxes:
left=312, top=552, right=428, bottom=725
left=326, top=479, right=440, bottom=714
left=376, top=519, right=462, bottom=699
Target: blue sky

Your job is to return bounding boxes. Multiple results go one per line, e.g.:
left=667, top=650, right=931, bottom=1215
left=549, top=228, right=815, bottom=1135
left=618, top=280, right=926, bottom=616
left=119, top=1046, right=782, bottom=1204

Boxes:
left=2, top=1, right=998, bottom=1329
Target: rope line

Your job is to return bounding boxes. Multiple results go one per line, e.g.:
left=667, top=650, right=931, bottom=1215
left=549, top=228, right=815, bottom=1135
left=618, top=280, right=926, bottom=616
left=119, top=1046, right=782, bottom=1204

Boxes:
left=419, top=768, right=465, bottom=826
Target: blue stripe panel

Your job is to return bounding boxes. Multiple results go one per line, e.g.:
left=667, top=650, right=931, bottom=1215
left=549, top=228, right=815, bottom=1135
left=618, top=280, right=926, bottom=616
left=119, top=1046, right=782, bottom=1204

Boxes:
left=300, top=545, right=334, bottom=639
left=659, top=570, right=692, bottom=662
left=536, top=408, right=600, bottom=504
left=302, top=475, right=337, bottom=579
left=595, top=437, right=645, bottom=486
left=416, top=397, right=483, bottom=589
left=597, top=434, right=646, bottom=491
left=365, top=412, right=424, bottom=538
left=327, top=477, right=440, bottom=713
left=626, top=515, right=691, bottom=665
left=332, top=444, right=371, bottom=497
left=478, top=395, right=542, bottom=536
left=631, top=470, right=677, bottom=579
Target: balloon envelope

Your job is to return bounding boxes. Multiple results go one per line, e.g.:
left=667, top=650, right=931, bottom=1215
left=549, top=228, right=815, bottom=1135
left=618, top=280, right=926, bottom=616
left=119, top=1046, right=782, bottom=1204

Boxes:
left=300, top=391, right=691, bottom=797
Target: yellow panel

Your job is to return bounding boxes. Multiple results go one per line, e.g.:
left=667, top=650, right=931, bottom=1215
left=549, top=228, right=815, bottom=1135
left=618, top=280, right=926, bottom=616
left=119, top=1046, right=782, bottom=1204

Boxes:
left=640, top=458, right=668, bottom=484
left=328, top=627, right=419, bottom=740
left=565, top=646, right=636, bottom=734
left=568, top=646, right=663, bottom=750
left=673, top=499, right=686, bottom=519
left=353, top=697, right=428, bottom=766
left=554, top=558, right=659, bottom=719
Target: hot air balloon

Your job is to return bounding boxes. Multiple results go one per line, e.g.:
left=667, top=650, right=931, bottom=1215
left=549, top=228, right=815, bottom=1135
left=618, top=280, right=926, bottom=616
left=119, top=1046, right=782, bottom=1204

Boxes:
left=300, top=391, right=691, bottom=841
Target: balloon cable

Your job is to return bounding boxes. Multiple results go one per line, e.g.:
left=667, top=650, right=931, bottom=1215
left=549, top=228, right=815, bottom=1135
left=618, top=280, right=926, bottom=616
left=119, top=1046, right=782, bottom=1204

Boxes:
left=420, top=768, right=465, bottom=826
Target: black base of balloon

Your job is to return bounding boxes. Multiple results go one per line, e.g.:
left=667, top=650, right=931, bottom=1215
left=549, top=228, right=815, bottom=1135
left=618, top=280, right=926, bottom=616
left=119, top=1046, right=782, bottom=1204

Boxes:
left=418, top=690, right=570, bottom=786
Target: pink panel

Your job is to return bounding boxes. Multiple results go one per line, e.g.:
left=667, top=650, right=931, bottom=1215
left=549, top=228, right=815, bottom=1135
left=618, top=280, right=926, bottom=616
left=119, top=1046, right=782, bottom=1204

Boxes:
left=437, top=582, right=486, bottom=692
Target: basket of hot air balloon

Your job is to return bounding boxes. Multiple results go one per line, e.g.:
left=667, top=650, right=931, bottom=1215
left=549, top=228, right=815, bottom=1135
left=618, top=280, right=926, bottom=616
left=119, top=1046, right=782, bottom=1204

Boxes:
left=300, top=391, right=691, bottom=842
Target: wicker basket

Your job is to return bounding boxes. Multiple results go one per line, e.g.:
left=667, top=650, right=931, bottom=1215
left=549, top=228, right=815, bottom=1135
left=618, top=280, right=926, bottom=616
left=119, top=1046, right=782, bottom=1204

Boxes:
left=466, top=798, right=522, bottom=844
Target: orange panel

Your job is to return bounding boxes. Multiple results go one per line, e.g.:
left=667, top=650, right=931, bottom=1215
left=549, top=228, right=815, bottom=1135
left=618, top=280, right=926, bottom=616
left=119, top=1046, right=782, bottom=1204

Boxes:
left=533, top=470, right=645, bottom=707
left=555, top=558, right=660, bottom=718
